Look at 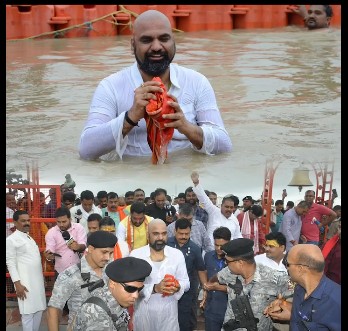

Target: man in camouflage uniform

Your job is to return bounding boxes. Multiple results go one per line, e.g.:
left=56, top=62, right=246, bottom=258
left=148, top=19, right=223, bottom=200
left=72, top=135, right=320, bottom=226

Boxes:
left=47, top=231, right=118, bottom=331
left=208, top=238, right=293, bottom=331
left=72, top=256, right=152, bottom=330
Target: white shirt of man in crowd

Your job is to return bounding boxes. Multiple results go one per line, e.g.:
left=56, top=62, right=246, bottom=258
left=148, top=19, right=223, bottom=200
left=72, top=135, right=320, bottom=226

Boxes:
left=191, top=172, right=242, bottom=244
left=6, top=211, right=46, bottom=331
left=70, top=199, right=102, bottom=234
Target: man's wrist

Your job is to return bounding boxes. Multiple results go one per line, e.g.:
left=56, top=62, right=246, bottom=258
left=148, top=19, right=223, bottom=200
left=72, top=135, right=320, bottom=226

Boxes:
left=125, top=111, right=139, bottom=127
left=152, top=284, right=157, bottom=294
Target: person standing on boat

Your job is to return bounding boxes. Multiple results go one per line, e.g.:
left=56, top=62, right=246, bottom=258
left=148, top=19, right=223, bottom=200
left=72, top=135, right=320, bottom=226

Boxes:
left=291, top=5, right=333, bottom=30
left=78, top=9, right=232, bottom=161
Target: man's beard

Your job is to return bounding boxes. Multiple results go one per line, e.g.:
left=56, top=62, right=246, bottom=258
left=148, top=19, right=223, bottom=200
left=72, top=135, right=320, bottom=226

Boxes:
left=134, top=44, right=175, bottom=76
left=149, top=240, right=166, bottom=251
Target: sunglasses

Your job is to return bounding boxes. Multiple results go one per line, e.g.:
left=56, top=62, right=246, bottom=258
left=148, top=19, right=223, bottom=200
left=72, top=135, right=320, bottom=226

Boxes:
left=282, top=254, right=310, bottom=268
left=225, top=258, right=241, bottom=264
left=120, top=282, right=144, bottom=293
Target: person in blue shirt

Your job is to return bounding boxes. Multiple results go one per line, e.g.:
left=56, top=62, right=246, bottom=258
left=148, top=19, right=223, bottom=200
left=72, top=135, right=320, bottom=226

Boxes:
left=167, top=218, right=208, bottom=331
left=201, top=226, right=231, bottom=331
left=264, top=243, right=341, bottom=331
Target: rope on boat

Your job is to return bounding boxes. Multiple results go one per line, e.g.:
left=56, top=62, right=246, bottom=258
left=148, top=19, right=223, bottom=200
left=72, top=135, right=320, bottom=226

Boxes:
left=8, top=5, right=183, bottom=42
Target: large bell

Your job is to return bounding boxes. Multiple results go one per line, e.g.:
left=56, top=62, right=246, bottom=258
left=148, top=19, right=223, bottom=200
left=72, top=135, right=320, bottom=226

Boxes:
left=288, top=166, right=313, bottom=192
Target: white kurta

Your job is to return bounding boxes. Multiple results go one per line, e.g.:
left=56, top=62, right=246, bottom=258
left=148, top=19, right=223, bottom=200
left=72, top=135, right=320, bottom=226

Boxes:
left=130, top=245, right=190, bottom=331
left=6, top=230, right=46, bottom=314
left=192, top=183, right=243, bottom=244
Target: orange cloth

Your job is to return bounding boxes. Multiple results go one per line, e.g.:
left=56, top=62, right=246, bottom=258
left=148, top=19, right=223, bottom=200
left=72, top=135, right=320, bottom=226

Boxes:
left=113, top=243, right=122, bottom=260
left=144, top=77, right=175, bottom=164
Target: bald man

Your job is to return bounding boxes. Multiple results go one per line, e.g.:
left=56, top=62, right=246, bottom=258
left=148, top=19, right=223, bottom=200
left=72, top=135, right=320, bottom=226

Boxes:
left=79, top=9, right=232, bottom=162
left=130, top=218, right=190, bottom=331
left=264, top=244, right=341, bottom=330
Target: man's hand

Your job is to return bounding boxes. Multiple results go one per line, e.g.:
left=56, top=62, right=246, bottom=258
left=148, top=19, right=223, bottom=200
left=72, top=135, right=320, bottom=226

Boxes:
left=162, top=95, right=192, bottom=133
left=290, top=5, right=308, bottom=20
left=191, top=171, right=199, bottom=185
left=264, top=294, right=292, bottom=321
left=130, top=80, right=164, bottom=123
left=44, top=250, right=55, bottom=262
left=14, top=281, right=28, bottom=300
left=68, top=240, right=79, bottom=251
left=204, top=281, right=220, bottom=291
left=162, top=95, right=204, bottom=150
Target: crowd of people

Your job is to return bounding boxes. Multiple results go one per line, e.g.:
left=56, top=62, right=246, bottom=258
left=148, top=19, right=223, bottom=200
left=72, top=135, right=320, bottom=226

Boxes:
left=6, top=170, right=341, bottom=331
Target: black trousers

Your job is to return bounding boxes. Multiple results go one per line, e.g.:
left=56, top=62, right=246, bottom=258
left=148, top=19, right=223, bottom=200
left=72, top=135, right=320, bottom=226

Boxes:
left=178, top=281, right=199, bottom=331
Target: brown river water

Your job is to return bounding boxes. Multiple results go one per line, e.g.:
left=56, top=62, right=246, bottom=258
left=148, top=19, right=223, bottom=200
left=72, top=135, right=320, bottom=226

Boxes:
left=6, top=28, right=341, bottom=204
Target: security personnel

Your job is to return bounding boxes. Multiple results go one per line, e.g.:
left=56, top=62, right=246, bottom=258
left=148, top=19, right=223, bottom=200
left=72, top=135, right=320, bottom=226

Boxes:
left=47, top=231, right=118, bottom=331
left=73, top=257, right=152, bottom=330
left=208, top=238, right=292, bottom=331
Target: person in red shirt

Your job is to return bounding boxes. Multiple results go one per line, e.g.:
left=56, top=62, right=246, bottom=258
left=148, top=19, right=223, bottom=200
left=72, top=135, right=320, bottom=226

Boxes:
left=300, top=190, right=337, bottom=246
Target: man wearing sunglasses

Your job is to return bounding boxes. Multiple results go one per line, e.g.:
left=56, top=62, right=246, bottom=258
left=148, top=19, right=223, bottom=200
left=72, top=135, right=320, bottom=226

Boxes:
left=264, top=244, right=341, bottom=331
left=208, top=238, right=292, bottom=331
left=72, top=257, right=152, bottom=330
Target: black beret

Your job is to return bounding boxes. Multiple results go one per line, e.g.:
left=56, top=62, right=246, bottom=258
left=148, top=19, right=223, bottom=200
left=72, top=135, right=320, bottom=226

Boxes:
left=242, top=196, right=253, bottom=202
left=87, top=230, right=117, bottom=248
left=222, top=238, right=254, bottom=257
left=106, top=257, right=152, bottom=283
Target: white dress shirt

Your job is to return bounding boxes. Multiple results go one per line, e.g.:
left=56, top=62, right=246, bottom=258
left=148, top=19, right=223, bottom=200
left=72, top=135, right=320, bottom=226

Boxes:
left=79, top=62, right=232, bottom=160
left=192, top=183, right=242, bottom=244
left=254, top=253, right=287, bottom=273
left=70, top=204, right=102, bottom=234
left=130, top=245, right=190, bottom=331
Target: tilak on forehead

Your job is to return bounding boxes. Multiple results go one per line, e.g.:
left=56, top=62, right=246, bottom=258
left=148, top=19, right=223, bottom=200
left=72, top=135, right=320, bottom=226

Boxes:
left=265, top=240, right=280, bottom=247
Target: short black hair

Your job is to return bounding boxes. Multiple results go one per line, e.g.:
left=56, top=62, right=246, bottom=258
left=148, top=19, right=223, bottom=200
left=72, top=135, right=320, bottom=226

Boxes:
left=55, top=207, right=71, bottom=218
left=100, top=217, right=115, bottom=227
left=213, top=227, right=231, bottom=241
left=250, top=204, right=263, bottom=217
left=62, top=191, right=76, bottom=202
left=80, top=190, right=95, bottom=201
left=107, top=192, right=118, bottom=200
left=265, top=232, right=286, bottom=247
left=97, top=190, right=108, bottom=199
left=87, top=213, right=102, bottom=223
left=125, top=191, right=134, bottom=198
left=13, top=210, right=29, bottom=221
left=130, top=201, right=146, bottom=214
left=322, top=5, right=333, bottom=18
left=286, top=201, right=294, bottom=208
left=175, top=218, right=192, bottom=230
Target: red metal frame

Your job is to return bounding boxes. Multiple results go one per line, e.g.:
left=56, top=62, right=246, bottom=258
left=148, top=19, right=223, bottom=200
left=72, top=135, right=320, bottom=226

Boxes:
left=261, top=160, right=335, bottom=237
